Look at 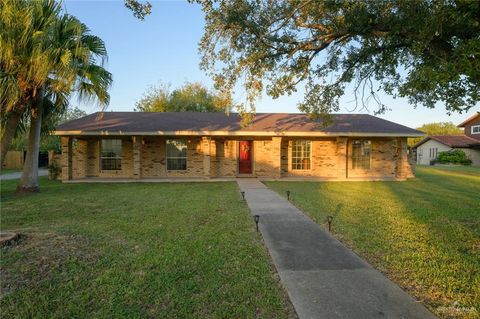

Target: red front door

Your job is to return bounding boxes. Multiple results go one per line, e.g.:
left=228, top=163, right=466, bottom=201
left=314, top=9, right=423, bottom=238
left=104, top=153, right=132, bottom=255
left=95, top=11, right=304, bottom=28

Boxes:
left=238, top=141, right=253, bottom=174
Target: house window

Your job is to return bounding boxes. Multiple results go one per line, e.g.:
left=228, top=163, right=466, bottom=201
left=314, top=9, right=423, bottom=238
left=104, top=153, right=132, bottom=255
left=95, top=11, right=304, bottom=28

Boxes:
left=166, top=139, right=187, bottom=170
left=292, top=140, right=311, bottom=170
left=429, top=147, right=438, bottom=158
left=352, top=140, right=371, bottom=169
left=101, top=139, right=122, bottom=170
left=472, top=125, right=480, bottom=134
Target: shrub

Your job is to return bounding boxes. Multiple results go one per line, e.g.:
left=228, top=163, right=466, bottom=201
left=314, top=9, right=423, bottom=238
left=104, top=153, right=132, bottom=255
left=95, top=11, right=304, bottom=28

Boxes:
left=48, top=161, right=62, bottom=180
left=436, top=149, right=472, bottom=165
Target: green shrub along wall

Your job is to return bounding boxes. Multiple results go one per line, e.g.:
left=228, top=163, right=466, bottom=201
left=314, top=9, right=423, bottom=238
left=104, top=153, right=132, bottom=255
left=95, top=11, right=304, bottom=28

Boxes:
left=432, top=149, right=472, bottom=165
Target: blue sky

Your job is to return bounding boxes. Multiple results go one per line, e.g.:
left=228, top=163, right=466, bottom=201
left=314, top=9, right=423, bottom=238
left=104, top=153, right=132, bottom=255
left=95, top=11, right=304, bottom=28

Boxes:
left=64, top=0, right=478, bottom=128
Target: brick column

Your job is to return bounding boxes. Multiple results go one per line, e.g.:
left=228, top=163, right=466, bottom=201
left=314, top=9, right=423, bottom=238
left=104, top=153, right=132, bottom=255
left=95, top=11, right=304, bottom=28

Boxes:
left=395, top=137, right=414, bottom=179
left=336, top=137, right=348, bottom=180
left=202, top=136, right=211, bottom=178
left=272, top=137, right=282, bottom=179
left=61, top=136, right=72, bottom=181
left=133, top=136, right=142, bottom=179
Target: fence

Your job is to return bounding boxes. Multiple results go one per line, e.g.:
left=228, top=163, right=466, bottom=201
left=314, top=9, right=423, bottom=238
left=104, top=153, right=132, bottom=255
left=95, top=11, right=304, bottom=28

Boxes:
left=2, top=151, right=24, bottom=169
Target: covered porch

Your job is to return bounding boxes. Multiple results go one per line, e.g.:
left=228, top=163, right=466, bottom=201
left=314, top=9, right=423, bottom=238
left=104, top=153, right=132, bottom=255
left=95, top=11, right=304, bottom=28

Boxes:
left=59, top=135, right=412, bottom=181
left=60, top=135, right=287, bottom=181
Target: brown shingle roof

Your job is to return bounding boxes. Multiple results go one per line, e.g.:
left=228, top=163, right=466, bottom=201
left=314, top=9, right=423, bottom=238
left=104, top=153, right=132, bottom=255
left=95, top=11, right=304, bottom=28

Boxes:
left=413, top=135, right=480, bottom=148
left=55, top=112, right=423, bottom=137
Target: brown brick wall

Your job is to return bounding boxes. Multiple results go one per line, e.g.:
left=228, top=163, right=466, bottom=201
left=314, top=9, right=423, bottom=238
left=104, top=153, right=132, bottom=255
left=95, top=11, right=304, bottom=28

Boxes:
left=283, top=138, right=339, bottom=178
left=141, top=137, right=166, bottom=177
left=97, top=137, right=134, bottom=178
left=211, top=139, right=237, bottom=177
left=141, top=137, right=205, bottom=178
left=60, top=137, right=72, bottom=180
left=60, top=135, right=415, bottom=180
left=347, top=138, right=396, bottom=179
left=253, top=139, right=276, bottom=177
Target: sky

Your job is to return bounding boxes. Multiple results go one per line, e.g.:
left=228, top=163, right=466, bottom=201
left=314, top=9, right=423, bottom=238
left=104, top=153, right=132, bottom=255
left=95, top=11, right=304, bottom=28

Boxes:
left=63, top=0, right=479, bottom=128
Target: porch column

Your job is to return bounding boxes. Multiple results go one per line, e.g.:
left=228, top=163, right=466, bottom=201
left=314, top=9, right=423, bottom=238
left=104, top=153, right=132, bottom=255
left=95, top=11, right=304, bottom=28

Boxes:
left=202, top=136, right=211, bottom=178
left=271, top=137, right=282, bottom=179
left=395, top=137, right=413, bottom=179
left=336, top=137, right=348, bottom=180
left=133, top=136, right=142, bottom=179
left=61, top=136, right=72, bottom=181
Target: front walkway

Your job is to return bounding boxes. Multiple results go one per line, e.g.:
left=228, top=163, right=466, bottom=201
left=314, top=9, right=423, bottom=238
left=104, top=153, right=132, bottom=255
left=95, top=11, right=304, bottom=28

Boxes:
left=237, top=178, right=437, bottom=319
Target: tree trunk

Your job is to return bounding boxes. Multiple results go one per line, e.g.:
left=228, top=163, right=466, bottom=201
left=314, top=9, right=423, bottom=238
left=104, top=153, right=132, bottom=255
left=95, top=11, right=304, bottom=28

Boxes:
left=0, top=109, right=23, bottom=166
left=16, top=104, right=43, bottom=194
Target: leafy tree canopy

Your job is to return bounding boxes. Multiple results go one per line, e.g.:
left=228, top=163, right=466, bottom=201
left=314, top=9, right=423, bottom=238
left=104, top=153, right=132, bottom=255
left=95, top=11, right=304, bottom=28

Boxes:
left=194, top=0, right=480, bottom=120
left=124, top=0, right=151, bottom=20
left=134, top=81, right=232, bottom=112
left=409, top=121, right=463, bottom=146
left=1, top=0, right=112, bottom=165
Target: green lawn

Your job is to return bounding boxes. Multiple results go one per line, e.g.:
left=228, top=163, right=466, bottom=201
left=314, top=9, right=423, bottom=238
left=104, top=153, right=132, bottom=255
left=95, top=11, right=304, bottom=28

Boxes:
left=266, top=165, right=479, bottom=319
left=0, top=179, right=295, bottom=318
left=419, top=164, right=480, bottom=176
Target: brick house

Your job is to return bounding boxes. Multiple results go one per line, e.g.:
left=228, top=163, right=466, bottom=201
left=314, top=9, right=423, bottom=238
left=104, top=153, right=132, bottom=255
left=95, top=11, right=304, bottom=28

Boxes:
left=54, top=112, right=422, bottom=181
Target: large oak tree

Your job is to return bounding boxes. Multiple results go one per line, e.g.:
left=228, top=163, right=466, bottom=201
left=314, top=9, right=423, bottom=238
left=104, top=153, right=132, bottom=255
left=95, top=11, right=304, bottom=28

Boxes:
left=193, top=0, right=479, bottom=119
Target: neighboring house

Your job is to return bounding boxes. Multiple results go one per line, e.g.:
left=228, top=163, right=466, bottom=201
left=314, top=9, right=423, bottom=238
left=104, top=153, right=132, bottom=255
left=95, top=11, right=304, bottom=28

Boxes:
left=413, top=112, right=480, bottom=166
left=458, top=111, right=480, bottom=141
left=53, top=112, right=423, bottom=181
left=414, top=135, right=480, bottom=166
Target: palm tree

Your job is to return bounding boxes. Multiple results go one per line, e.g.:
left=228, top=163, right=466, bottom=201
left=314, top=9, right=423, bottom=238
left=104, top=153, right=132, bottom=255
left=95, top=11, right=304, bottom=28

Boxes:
left=0, top=0, right=61, bottom=165
left=0, top=0, right=111, bottom=192
left=16, top=8, right=112, bottom=193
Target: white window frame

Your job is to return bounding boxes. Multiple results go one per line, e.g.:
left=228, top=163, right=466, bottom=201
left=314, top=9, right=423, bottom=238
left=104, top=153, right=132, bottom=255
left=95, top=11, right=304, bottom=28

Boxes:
left=291, top=140, right=311, bottom=170
left=471, top=125, right=480, bottom=135
left=100, top=139, right=122, bottom=170
left=166, top=139, right=187, bottom=171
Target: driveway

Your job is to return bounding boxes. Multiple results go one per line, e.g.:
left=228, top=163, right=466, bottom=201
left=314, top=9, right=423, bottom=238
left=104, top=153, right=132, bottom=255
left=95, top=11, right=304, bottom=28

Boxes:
left=237, top=178, right=437, bottom=319
left=0, top=169, right=48, bottom=181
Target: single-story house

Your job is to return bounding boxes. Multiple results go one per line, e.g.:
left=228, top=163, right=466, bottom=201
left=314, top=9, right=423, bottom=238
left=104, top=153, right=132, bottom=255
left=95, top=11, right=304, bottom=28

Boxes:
left=413, top=135, right=480, bottom=165
left=413, top=112, right=480, bottom=166
left=53, top=112, right=423, bottom=181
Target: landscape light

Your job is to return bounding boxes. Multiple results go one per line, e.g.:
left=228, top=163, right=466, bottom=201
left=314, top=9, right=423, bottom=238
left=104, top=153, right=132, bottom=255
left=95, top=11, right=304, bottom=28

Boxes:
left=326, top=215, right=334, bottom=232
left=253, top=215, right=260, bottom=232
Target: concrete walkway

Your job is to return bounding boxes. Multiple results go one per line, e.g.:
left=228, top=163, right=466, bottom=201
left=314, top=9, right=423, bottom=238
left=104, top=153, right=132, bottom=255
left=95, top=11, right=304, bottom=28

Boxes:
left=237, top=178, right=436, bottom=319
left=0, top=169, right=48, bottom=181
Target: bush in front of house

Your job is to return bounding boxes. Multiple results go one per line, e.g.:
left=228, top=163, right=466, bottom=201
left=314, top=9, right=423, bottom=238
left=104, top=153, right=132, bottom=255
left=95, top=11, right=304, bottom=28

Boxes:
left=432, top=149, right=472, bottom=165
left=48, top=161, right=62, bottom=180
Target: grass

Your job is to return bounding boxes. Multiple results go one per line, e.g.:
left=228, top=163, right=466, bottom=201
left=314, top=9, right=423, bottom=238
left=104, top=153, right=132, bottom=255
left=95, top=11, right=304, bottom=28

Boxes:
left=0, top=178, right=295, bottom=319
left=265, top=165, right=480, bottom=319
left=418, top=164, right=480, bottom=176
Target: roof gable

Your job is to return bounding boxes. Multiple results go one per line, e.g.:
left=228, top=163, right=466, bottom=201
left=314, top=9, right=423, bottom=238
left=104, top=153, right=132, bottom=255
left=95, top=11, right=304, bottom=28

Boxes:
left=55, top=112, right=423, bottom=137
left=457, top=112, right=480, bottom=127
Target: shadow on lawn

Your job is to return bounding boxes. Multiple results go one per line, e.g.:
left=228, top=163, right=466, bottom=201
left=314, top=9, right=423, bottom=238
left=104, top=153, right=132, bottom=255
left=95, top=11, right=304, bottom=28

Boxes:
left=380, top=176, right=480, bottom=317
left=267, top=174, right=479, bottom=318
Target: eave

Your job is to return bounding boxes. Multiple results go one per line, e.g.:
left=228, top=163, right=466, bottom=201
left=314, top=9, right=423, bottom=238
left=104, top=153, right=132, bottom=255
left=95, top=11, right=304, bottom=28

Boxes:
left=52, top=130, right=425, bottom=138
